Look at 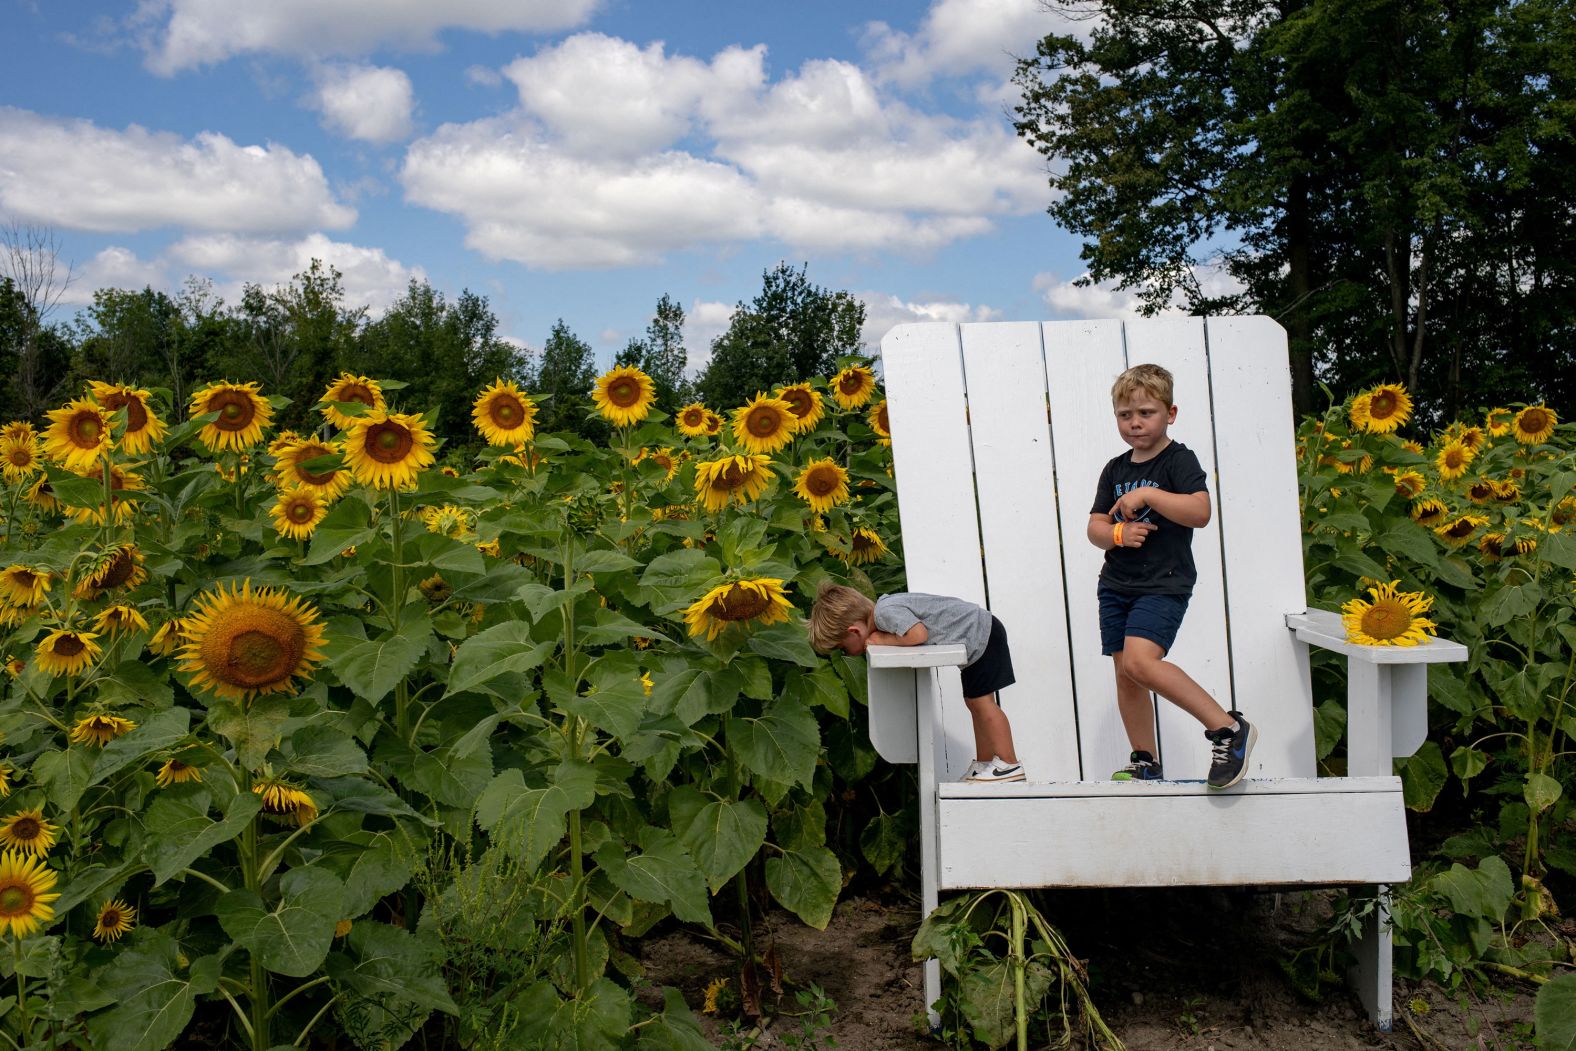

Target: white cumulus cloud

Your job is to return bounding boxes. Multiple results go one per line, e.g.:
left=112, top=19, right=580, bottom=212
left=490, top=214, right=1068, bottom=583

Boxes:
left=313, top=64, right=415, bottom=143
left=138, top=0, right=602, bottom=74
left=858, top=291, right=1002, bottom=348
left=0, top=107, right=355, bottom=235
left=1033, top=266, right=1247, bottom=319
left=169, top=232, right=426, bottom=313
left=59, top=247, right=171, bottom=306
left=862, top=0, right=1074, bottom=86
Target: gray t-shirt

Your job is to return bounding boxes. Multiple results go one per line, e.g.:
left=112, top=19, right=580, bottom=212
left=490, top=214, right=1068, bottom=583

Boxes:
left=874, top=593, right=993, bottom=665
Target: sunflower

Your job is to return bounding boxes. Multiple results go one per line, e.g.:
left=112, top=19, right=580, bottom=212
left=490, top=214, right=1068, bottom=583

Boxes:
left=1401, top=440, right=1425, bottom=455
left=0, top=433, right=41, bottom=483
left=793, top=459, right=851, bottom=513
left=776, top=384, right=826, bottom=433
left=344, top=411, right=437, bottom=490
left=843, top=526, right=890, bottom=565
left=69, top=713, right=135, bottom=747
left=675, top=403, right=713, bottom=438
left=271, top=437, right=351, bottom=501
left=1341, top=581, right=1437, bottom=646
left=320, top=373, right=386, bottom=430
left=421, top=504, right=474, bottom=539
left=693, top=454, right=774, bottom=513
left=335, top=918, right=354, bottom=938
left=1358, top=384, right=1412, bottom=434
left=0, top=422, right=33, bottom=445
left=252, top=778, right=319, bottom=826
left=703, top=410, right=724, bottom=436
left=190, top=381, right=272, bottom=452
left=271, top=486, right=328, bottom=541
left=91, top=604, right=149, bottom=637
left=267, top=430, right=303, bottom=458
left=0, top=605, right=36, bottom=629
left=155, top=758, right=203, bottom=787
left=592, top=366, right=656, bottom=428
left=682, top=578, right=793, bottom=641
left=42, top=399, right=112, bottom=473
left=67, top=466, right=144, bottom=526
left=1494, top=479, right=1522, bottom=503
left=89, top=382, right=166, bottom=455
left=0, top=765, right=12, bottom=795
left=2, top=660, right=19, bottom=680
left=1459, top=426, right=1488, bottom=452
left=830, top=365, right=877, bottom=410
left=1464, top=479, right=1496, bottom=504
left=1435, top=514, right=1489, bottom=548
left=1552, top=497, right=1576, bottom=533
left=0, top=851, right=60, bottom=938
left=732, top=394, right=798, bottom=455
left=35, top=630, right=101, bottom=678
left=1513, top=405, right=1558, bottom=445
left=0, top=809, right=57, bottom=857
left=472, top=379, right=539, bottom=446
left=1393, top=471, right=1426, bottom=500
left=178, top=581, right=326, bottom=701
left=636, top=447, right=681, bottom=482
left=74, top=543, right=147, bottom=599
left=21, top=476, right=55, bottom=515
left=92, top=899, right=136, bottom=942
left=476, top=538, right=502, bottom=558
left=1484, top=408, right=1512, bottom=437
left=867, top=399, right=891, bottom=440
left=1478, top=532, right=1536, bottom=561
left=0, top=566, right=51, bottom=607
left=1435, top=441, right=1474, bottom=481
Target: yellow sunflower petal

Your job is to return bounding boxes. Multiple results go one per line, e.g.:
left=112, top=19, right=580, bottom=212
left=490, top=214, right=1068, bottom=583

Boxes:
left=190, top=382, right=272, bottom=452
left=473, top=379, right=539, bottom=446
left=682, top=578, right=793, bottom=641
left=731, top=394, right=798, bottom=455
left=0, top=851, right=60, bottom=938
left=592, top=366, right=656, bottom=428
left=343, top=411, right=437, bottom=490
left=177, top=580, right=326, bottom=701
left=321, top=374, right=386, bottom=430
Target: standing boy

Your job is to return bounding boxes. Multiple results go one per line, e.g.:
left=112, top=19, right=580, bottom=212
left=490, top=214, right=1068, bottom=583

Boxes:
left=808, top=582, right=1024, bottom=782
left=1087, top=363, right=1257, bottom=789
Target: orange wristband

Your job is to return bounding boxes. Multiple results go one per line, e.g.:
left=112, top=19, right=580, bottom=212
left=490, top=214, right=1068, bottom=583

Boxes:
left=1112, top=522, right=1124, bottom=547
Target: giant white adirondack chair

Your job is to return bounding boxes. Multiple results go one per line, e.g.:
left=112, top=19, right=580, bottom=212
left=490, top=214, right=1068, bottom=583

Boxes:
left=868, top=318, right=1467, bottom=1032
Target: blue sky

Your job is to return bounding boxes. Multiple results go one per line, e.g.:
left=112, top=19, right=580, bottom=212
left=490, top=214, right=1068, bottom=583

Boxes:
left=0, top=0, right=1153, bottom=372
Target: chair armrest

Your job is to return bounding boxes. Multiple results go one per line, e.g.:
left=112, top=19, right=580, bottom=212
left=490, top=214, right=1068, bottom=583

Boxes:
left=1286, top=608, right=1467, bottom=664
left=868, top=643, right=969, bottom=669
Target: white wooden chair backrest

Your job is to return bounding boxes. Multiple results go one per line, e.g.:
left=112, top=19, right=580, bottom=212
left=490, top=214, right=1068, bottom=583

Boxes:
left=880, top=318, right=1315, bottom=783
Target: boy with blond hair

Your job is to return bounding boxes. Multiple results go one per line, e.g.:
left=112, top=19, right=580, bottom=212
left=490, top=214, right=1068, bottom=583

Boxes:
left=809, top=582, right=1024, bottom=782
left=1087, top=363, right=1257, bottom=789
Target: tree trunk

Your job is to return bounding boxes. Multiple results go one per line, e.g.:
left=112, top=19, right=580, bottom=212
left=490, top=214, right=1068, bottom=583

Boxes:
left=1284, top=174, right=1316, bottom=416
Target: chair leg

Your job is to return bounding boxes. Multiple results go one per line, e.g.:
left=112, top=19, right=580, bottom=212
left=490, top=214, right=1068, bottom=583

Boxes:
left=1348, top=885, right=1393, bottom=1032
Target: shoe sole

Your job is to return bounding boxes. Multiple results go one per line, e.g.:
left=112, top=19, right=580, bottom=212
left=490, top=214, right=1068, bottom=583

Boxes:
left=1208, top=722, right=1259, bottom=790
left=967, top=769, right=1025, bottom=783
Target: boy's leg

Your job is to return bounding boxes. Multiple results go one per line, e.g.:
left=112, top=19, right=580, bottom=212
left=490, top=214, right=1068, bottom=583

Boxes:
left=1111, top=651, right=1159, bottom=756
left=1120, top=636, right=1233, bottom=731
left=964, top=694, right=1018, bottom=764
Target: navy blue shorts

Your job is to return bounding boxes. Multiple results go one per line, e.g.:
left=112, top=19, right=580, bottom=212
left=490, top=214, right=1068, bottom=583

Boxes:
left=1098, top=585, right=1190, bottom=656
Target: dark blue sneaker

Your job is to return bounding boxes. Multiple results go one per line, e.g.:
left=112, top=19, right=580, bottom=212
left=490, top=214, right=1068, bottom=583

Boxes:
left=1112, top=750, right=1163, bottom=781
left=1206, top=712, right=1257, bottom=789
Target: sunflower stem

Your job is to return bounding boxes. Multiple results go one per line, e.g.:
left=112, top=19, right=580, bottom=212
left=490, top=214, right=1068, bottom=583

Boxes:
left=238, top=776, right=273, bottom=1051
left=12, top=937, right=30, bottom=1046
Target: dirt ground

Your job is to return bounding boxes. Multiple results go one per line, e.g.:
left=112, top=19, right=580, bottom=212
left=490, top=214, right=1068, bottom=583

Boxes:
left=638, top=888, right=1538, bottom=1050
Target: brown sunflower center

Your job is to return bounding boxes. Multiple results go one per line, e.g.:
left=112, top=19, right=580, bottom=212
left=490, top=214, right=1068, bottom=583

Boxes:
left=488, top=395, right=524, bottom=426
left=96, top=551, right=137, bottom=589
left=806, top=468, right=840, bottom=496
left=209, top=612, right=307, bottom=689
left=9, top=818, right=38, bottom=841
left=852, top=532, right=880, bottom=555
left=747, top=407, right=782, bottom=436
left=338, top=384, right=375, bottom=407
left=714, top=585, right=771, bottom=622
left=1360, top=602, right=1407, bottom=640
left=5, top=447, right=32, bottom=466
left=69, top=412, right=103, bottom=446
left=1370, top=391, right=1398, bottom=418
left=100, top=907, right=124, bottom=927
left=292, top=446, right=338, bottom=485
left=101, top=391, right=149, bottom=431
left=209, top=391, right=256, bottom=432
left=10, top=571, right=36, bottom=589
left=1444, top=448, right=1466, bottom=469
left=782, top=390, right=813, bottom=418
left=716, top=463, right=747, bottom=491
left=838, top=373, right=865, bottom=395
left=874, top=405, right=890, bottom=432
left=366, top=422, right=414, bottom=463
left=607, top=379, right=640, bottom=408
left=1522, top=409, right=1550, bottom=433
left=1444, top=519, right=1476, bottom=539
left=52, top=635, right=85, bottom=658
left=681, top=408, right=706, bottom=427
left=1468, top=482, right=1493, bottom=501
left=0, top=886, right=33, bottom=915
left=288, top=501, right=315, bottom=523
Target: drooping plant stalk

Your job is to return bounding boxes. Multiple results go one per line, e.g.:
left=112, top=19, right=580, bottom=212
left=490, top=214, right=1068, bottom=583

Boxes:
left=237, top=774, right=272, bottom=1051
left=388, top=488, right=410, bottom=742
left=557, top=530, right=592, bottom=991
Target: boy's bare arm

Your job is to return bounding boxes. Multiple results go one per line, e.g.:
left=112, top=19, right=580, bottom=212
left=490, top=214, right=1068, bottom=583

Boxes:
left=867, top=622, right=929, bottom=647
left=1088, top=512, right=1156, bottom=549
left=1113, top=487, right=1212, bottom=528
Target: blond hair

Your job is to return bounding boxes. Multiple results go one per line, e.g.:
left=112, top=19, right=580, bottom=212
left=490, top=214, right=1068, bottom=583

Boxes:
left=1111, top=363, right=1174, bottom=408
left=808, top=581, right=874, bottom=654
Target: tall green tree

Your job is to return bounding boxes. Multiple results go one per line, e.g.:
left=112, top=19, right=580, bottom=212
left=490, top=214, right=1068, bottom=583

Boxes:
left=535, top=319, right=600, bottom=437
left=1013, top=0, right=1575, bottom=421
left=613, top=293, right=690, bottom=412
left=73, top=287, right=180, bottom=386
left=695, top=263, right=865, bottom=409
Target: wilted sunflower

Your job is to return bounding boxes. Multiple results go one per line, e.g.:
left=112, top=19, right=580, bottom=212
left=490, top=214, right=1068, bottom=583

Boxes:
left=1435, top=441, right=1474, bottom=481
left=0, top=433, right=41, bottom=483
left=636, top=447, right=680, bottom=482
left=92, top=899, right=136, bottom=942
left=179, top=581, right=325, bottom=701
left=69, top=713, right=135, bottom=747
left=732, top=393, right=798, bottom=455
left=271, top=486, right=328, bottom=541
left=344, top=411, right=437, bottom=490
left=793, top=459, right=851, bottom=513
left=476, top=538, right=502, bottom=558
left=252, top=778, right=319, bottom=826
left=35, top=629, right=101, bottom=678
left=272, top=437, right=351, bottom=501
left=0, top=809, right=57, bottom=857
left=867, top=399, right=891, bottom=440
left=0, top=765, right=13, bottom=795
left=1435, top=514, right=1489, bottom=548
left=1513, top=405, right=1558, bottom=445
left=1479, top=532, right=1537, bottom=561
left=155, top=757, right=203, bottom=787
left=75, top=543, right=147, bottom=599
left=89, top=382, right=166, bottom=455
left=843, top=526, right=890, bottom=565
left=830, top=365, right=877, bottom=410
left=472, top=379, right=539, bottom=446
left=693, top=454, right=774, bottom=513
left=1493, top=478, right=1522, bottom=503
left=1456, top=426, right=1485, bottom=452
left=776, top=383, right=826, bottom=433
left=1342, top=581, right=1437, bottom=647
left=91, top=604, right=149, bottom=637
left=1484, top=407, right=1512, bottom=437
left=703, top=410, right=724, bottom=436
left=593, top=366, right=656, bottom=428
left=1, top=660, right=20, bottom=681
left=0, top=422, right=34, bottom=445
left=1393, top=471, right=1426, bottom=500
left=421, top=503, right=474, bottom=539
left=1464, top=479, right=1496, bottom=504
left=1551, top=497, right=1576, bottom=533
left=0, top=851, right=60, bottom=938
left=190, top=381, right=272, bottom=452
left=675, top=403, right=713, bottom=438
left=42, top=398, right=113, bottom=473
left=1401, top=439, right=1425, bottom=455
left=0, top=566, right=51, bottom=607
left=320, top=373, right=386, bottom=430
left=0, top=605, right=36, bottom=630
left=23, top=475, right=58, bottom=515
left=147, top=619, right=183, bottom=657
left=67, top=466, right=144, bottom=526
left=682, top=578, right=793, bottom=641
left=1358, top=384, right=1412, bottom=434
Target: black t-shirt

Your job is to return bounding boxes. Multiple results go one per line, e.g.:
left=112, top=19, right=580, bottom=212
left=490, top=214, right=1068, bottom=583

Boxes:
left=1089, top=441, right=1209, bottom=595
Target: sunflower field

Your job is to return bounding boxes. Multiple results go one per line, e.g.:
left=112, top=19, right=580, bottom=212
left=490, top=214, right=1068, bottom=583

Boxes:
left=1297, top=388, right=1576, bottom=986
left=0, top=361, right=906, bottom=1050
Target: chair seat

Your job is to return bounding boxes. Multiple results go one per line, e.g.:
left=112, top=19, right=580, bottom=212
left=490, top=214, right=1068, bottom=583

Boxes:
left=935, top=776, right=1409, bottom=889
